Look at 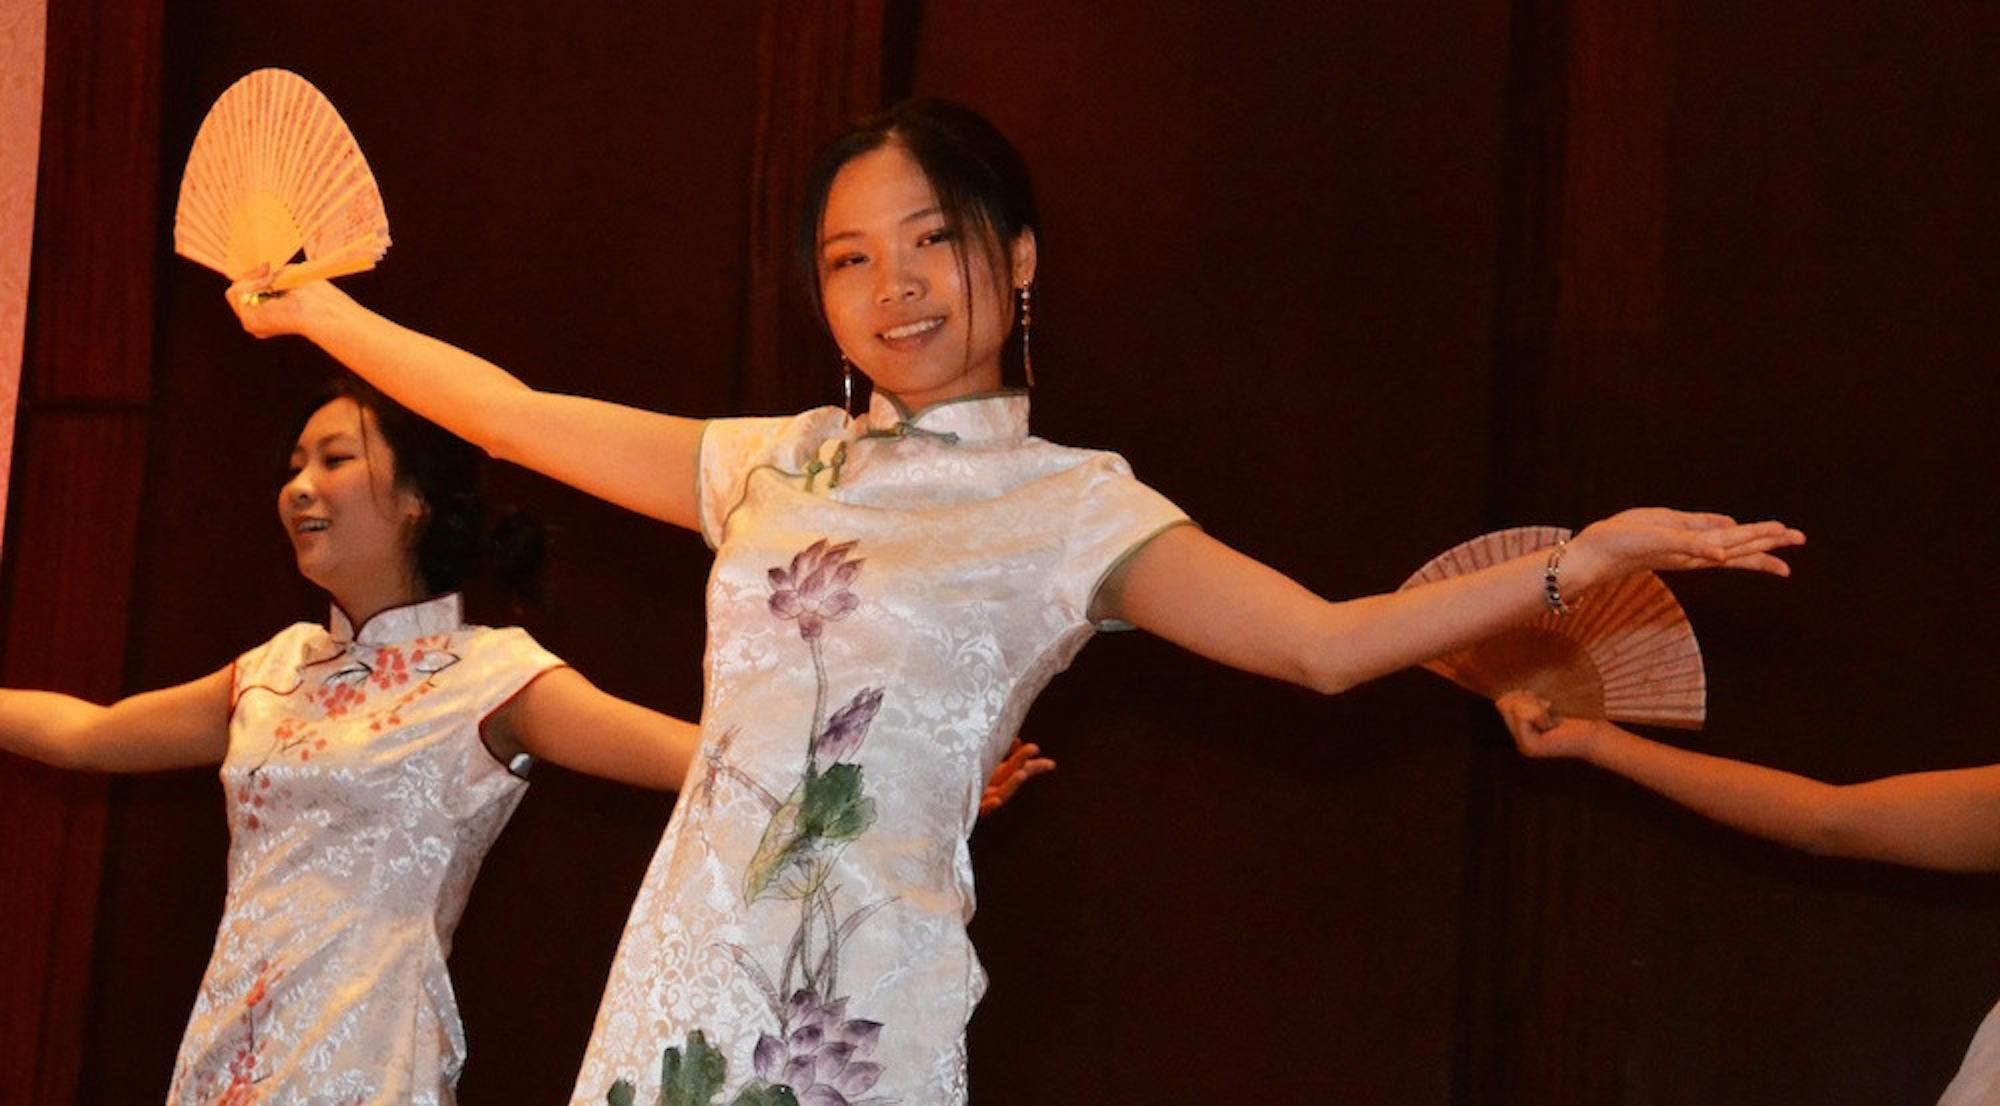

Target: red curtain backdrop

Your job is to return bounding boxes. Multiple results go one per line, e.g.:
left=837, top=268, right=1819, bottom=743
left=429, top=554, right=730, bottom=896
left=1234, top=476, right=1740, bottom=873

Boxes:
left=0, top=0, right=162, bottom=1102
left=0, top=2, right=1990, bottom=1104
left=736, top=0, right=894, bottom=415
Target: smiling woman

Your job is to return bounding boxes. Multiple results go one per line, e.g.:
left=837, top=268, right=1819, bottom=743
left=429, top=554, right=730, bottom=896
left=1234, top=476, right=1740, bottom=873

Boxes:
left=0, top=378, right=714, bottom=1104
left=282, top=397, right=429, bottom=623
left=224, top=98, right=1802, bottom=1104
left=802, top=102, right=1038, bottom=411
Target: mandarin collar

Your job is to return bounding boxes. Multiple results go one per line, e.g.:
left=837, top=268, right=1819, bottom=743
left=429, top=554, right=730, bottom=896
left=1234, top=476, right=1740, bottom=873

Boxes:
left=859, top=388, right=1030, bottom=445
left=329, top=592, right=463, bottom=646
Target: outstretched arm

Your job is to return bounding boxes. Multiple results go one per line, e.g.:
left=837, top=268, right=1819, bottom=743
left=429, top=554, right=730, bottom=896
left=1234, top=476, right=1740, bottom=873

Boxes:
left=1496, top=691, right=2000, bottom=872
left=483, top=668, right=701, bottom=791
left=226, top=278, right=706, bottom=531
left=1100, top=508, right=1804, bottom=696
left=0, top=667, right=234, bottom=772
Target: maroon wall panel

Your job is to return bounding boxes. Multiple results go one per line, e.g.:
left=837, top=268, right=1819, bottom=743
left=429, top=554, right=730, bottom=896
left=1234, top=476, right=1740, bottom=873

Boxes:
left=1472, top=2, right=2000, bottom=1104
left=915, top=3, right=1512, bottom=1100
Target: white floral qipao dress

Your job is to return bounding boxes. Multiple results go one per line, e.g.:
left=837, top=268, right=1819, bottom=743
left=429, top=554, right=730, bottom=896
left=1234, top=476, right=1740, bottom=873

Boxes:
left=168, top=594, right=563, bottom=1106
left=571, top=391, right=1189, bottom=1106
left=1939, top=1001, right=2000, bottom=1105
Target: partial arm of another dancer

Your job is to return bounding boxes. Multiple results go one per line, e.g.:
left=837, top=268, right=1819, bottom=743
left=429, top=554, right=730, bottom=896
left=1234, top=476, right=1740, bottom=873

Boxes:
left=1494, top=690, right=2000, bottom=872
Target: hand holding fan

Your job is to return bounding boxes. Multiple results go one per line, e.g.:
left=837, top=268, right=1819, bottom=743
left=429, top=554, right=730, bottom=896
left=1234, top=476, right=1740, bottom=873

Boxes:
left=1399, top=526, right=1707, bottom=729
left=174, top=69, right=389, bottom=292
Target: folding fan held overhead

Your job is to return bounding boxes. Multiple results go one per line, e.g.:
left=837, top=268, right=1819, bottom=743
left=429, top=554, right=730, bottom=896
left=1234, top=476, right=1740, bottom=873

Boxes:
left=1398, top=526, right=1708, bottom=729
left=174, top=69, right=389, bottom=292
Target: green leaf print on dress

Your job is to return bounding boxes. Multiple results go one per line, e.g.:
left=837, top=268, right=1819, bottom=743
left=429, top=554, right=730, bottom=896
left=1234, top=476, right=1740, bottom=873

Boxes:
left=611, top=539, right=894, bottom=1106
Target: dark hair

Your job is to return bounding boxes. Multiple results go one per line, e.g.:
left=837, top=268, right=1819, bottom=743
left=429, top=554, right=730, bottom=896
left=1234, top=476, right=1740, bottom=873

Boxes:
left=290, top=376, right=545, bottom=604
left=795, top=98, right=1038, bottom=377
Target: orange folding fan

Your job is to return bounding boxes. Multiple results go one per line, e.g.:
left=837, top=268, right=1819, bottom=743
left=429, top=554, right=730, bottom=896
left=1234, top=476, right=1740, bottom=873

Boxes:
left=174, top=69, right=389, bottom=289
left=1399, top=526, right=1707, bottom=729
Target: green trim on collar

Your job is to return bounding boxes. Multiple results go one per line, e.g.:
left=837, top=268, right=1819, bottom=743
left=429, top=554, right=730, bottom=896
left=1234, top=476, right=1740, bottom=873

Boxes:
left=871, top=386, right=1030, bottom=424
left=863, top=387, right=1030, bottom=445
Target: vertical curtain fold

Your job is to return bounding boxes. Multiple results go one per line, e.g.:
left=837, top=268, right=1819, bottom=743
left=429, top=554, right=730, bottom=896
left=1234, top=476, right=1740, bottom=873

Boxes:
left=1461, top=0, right=1674, bottom=1101
left=0, top=0, right=163, bottom=1101
left=736, top=0, right=909, bottom=415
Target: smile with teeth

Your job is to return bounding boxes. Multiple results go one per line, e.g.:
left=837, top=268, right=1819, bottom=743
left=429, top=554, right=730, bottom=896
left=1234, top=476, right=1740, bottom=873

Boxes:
left=296, top=518, right=330, bottom=533
left=879, top=317, right=944, bottom=341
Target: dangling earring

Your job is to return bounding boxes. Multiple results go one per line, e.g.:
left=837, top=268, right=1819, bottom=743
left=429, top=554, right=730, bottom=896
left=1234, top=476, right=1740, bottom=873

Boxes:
left=1017, top=284, right=1035, bottom=387
left=841, top=356, right=855, bottom=414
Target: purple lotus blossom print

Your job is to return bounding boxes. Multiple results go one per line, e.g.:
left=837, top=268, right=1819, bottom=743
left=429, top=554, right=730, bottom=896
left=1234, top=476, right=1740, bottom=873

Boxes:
left=610, top=538, right=898, bottom=1106
left=767, top=540, right=863, bottom=642
left=813, top=688, right=882, bottom=763
left=753, top=990, right=886, bottom=1105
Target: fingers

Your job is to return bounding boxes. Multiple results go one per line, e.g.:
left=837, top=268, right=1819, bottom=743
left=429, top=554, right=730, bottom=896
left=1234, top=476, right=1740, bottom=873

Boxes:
left=1493, top=690, right=1552, bottom=732
left=1707, top=520, right=1803, bottom=548
left=996, top=740, right=1039, bottom=776
left=1663, top=521, right=1804, bottom=569
left=223, top=265, right=297, bottom=337
left=1707, top=525, right=1807, bottom=574
left=980, top=771, right=1030, bottom=814
left=1723, top=551, right=1793, bottom=576
left=979, top=739, right=1055, bottom=817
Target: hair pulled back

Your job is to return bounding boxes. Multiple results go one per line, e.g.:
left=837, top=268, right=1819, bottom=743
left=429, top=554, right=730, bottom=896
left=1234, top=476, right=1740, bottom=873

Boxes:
left=292, top=376, right=545, bottom=604
left=796, top=98, right=1038, bottom=347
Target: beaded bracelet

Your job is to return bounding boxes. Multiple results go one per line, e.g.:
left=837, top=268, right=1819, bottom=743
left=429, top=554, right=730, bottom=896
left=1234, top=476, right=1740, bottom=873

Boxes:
left=1543, top=539, right=1573, bottom=615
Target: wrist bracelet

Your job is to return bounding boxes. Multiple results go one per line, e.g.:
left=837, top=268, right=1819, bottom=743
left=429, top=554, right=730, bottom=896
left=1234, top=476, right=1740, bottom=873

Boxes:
left=1543, top=539, right=1573, bottom=616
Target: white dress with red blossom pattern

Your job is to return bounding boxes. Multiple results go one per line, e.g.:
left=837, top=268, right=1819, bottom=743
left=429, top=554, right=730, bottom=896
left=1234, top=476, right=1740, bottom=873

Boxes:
left=568, top=390, right=1190, bottom=1106
left=1939, top=1000, right=2000, bottom=1105
left=167, top=593, right=562, bottom=1106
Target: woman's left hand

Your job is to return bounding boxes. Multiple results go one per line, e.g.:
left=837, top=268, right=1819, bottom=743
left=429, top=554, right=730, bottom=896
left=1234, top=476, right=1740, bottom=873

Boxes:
left=1564, top=508, right=1804, bottom=591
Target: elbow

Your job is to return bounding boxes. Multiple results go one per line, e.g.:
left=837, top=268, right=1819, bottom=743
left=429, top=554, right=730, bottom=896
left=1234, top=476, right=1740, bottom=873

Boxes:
left=478, top=413, right=528, bottom=465
left=33, top=729, right=92, bottom=773
left=1291, top=608, right=1362, bottom=696
left=460, top=385, right=537, bottom=463
left=1294, top=651, right=1360, bottom=697
left=1796, top=792, right=1859, bottom=858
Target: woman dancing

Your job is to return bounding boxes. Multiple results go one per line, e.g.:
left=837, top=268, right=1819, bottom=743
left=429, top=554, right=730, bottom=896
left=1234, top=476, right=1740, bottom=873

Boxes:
left=0, top=378, right=706, bottom=1102
left=0, top=377, right=1037, bottom=1104
left=227, top=99, right=1803, bottom=1105
left=1496, top=692, right=2000, bottom=1105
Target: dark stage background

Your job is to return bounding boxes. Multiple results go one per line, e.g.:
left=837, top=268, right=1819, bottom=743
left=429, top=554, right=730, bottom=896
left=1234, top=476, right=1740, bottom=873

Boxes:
left=3, top=1, right=1995, bottom=1103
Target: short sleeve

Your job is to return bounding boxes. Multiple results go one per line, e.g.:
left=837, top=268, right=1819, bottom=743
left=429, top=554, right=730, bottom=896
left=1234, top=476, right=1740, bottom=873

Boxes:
left=456, top=626, right=569, bottom=779
left=230, top=622, right=322, bottom=710
left=1055, top=452, right=1194, bottom=631
left=457, top=626, right=568, bottom=722
left=697, top=410, right=846, bottom=548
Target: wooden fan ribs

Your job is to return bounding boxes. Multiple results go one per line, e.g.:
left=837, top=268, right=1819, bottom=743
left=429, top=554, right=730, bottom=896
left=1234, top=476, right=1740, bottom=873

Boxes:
left=1400, top=526, right=1708, bottom=729
left=173, top=69, right=389, bottom=286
